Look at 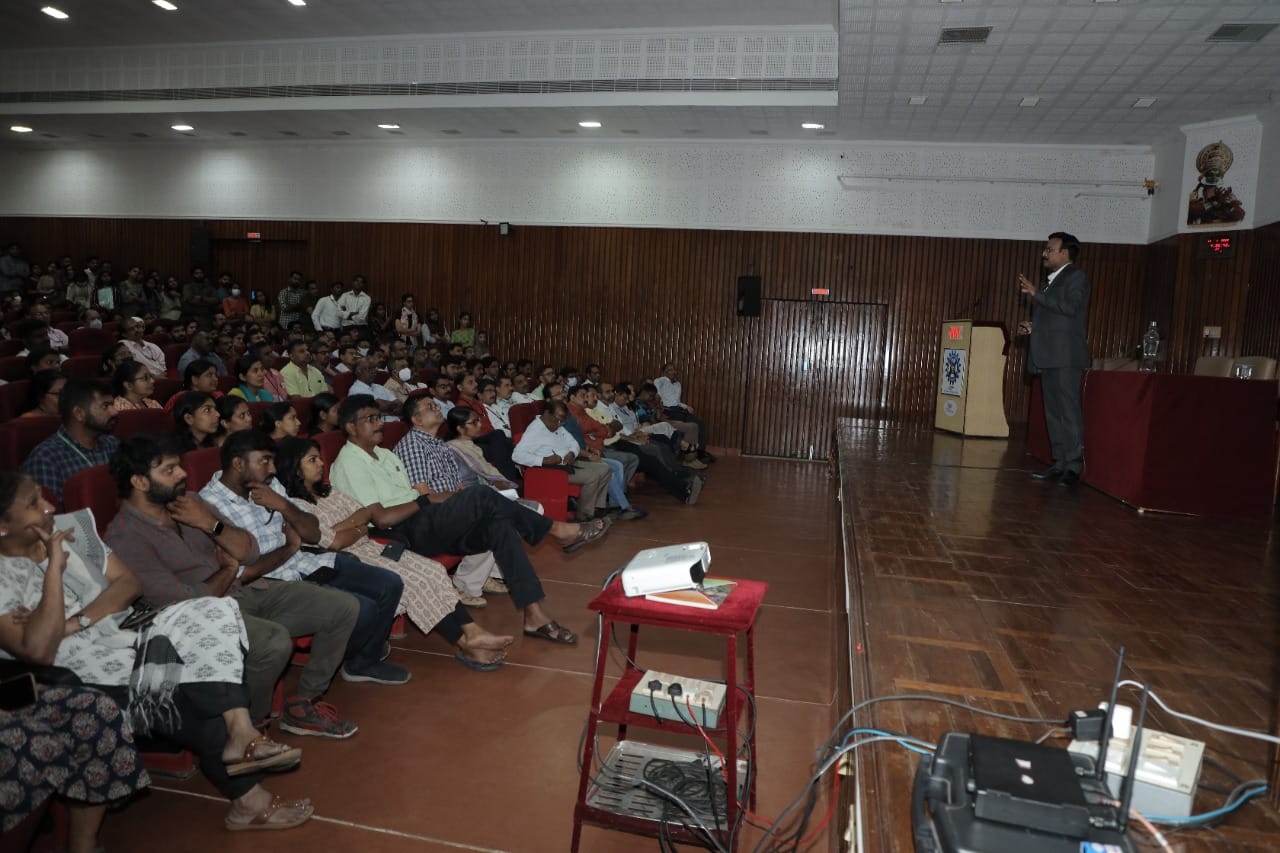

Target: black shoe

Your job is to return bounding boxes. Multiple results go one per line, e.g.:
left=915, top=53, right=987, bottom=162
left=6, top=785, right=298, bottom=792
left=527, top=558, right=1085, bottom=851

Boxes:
left=1031, top=467, right=1064, bottom=481
left=697, top=452, right=717, bottom=464
left=1059, top=470, right=1080, bottom=487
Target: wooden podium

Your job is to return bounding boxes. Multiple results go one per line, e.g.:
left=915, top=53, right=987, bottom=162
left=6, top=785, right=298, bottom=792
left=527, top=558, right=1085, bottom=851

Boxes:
left=934, top=319, right=1009, bottom=437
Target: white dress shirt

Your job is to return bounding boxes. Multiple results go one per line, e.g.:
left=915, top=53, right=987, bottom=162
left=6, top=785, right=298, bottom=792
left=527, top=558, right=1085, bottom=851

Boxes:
left=484, top=401, right=511, bottom=437
left=350, top=379, right=400, bottom=420
left=654, top=376, right=683, bottom=408
left=311, top=296, right=343, bottom=331
left=122, top=339, right=166, bottom=377
left=337, top=291, right=371, bottom=326
left=512, top=417, right=580, bottom=467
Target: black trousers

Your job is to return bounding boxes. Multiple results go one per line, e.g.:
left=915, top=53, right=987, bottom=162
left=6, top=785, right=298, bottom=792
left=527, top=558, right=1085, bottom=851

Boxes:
left=1040, top=367, right=1084, bottom=474
left=616, top=439, right=691, bottom=501
left=663, top=406, right=707, bottom=451
left=389, top=485, right=553, bottom=609
left=475, top=430, right=522, bottom=482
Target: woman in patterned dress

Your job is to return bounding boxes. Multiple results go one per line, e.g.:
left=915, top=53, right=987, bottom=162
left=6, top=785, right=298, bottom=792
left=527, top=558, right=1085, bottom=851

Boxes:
left=273, top=437, right=514, bottom=671
left=0, top=472, right=313, bottom=832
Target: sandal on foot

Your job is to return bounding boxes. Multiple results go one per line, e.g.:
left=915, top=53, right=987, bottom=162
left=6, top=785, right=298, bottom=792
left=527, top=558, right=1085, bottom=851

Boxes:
left=225, top=795, right=314, bottom=832
left=562, top=517, right=611, bottom=554
left=224, top=735, right=302, bottom=777
left=454, top=649, right=504, bottom=671
left=523, top=620, right=578, bottom=644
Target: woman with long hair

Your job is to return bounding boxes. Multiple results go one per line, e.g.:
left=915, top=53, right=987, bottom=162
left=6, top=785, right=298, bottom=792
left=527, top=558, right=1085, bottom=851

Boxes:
left=101, top=341, right=130, bottom=377
left=449, top=311, right=475, bottom=347
left=421, top=307, right=447, bottom=345
left=257, top=402, right=301, bottom=442
left=274, top=437, right=513, bottom=670
left=309, top=392, right=341, bottom=434
left=111, top=359, right=163, bottom=411
left=20, top=369, right=66, bottom=418
left=217, top=395, right=254, bottom=437
left=173, top=391, right=224, bottom=451
left=395, top=294, right=420, bottom=346
left=226, top=355, right=277, bottom=402
left=164, top=358, right=223, bottom=411
left=444, top=406, right=540, bottom=513
left=0, top=473, right=311, bottom=833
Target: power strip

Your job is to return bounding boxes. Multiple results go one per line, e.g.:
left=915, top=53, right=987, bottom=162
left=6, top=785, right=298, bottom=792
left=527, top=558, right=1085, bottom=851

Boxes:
left=628, top=670, right=727, bottom=728
left=1068, top=726, right=1204, bottom=818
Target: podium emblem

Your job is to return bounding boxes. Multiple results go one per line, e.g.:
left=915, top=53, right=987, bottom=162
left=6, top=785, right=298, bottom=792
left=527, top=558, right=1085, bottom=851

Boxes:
left=941, top=348, right=966, bottom=397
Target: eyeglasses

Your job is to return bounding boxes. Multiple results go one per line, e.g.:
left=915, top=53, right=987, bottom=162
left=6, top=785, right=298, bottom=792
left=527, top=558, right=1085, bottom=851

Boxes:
left=357, top=413, right=385, bottom=424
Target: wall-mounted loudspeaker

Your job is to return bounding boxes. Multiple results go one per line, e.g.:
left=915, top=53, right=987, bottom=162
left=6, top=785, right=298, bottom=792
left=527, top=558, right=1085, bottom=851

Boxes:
left=736, top=276, right=761, bottom=317
left=190, top=226, right=211, bottom=267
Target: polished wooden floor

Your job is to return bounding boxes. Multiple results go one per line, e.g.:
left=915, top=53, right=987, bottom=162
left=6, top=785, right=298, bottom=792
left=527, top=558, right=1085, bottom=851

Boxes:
left=94, top=455, right=845, bottom=852
left=837, top=422, right=1280, bottom=853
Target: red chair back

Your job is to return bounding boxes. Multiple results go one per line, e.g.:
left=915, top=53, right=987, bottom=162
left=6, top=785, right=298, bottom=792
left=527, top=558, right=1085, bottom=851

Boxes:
left=217, top=374, right=238, bottom=394
left=509, top=402, right=542, bottom=443
left=68, top=328, right=116, bottom=356
left=153, top=377, right=182, bottom=406
left=113, top=407, right=172, bottom=440
left=332, top=372, right=356, bottom=400
left=100, top=322, right=119, bottom=335
left=62, top=356, right=103, bottom=379
left=61, top=464, right=118, bottom=535
left=289, top=396, right=313, bottom=434
left=245, top=401, right=275, bottom=426
left=181, top=447, right=223, bottom=492
left=11, top=416, right=62, bottom=466
left=50, top=310, right=79, bottom=324
left=0, top=356, right=28, bottom=382
left=0, top=380, right=31, bottom=421
left=55, top=320, right=84, bottom=334
left=313, top=430, right=345, bottom=477
left=0, top=339, right=24, bottom=357
left=379, top=419, right=409, bottom=449
left=144, top=332, right=171, bottom=346
left=163, top=344, right=187, bottom=371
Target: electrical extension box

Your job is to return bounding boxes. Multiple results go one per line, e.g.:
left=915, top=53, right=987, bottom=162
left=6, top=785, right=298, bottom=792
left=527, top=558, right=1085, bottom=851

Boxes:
left=628, top=670, right=727, bottom=728
left=1068, top=727, right=1204, bottom=818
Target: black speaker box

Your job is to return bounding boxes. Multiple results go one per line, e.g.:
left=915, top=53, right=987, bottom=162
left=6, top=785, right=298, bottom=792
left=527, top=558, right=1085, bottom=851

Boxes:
left=736, top=275, right=761, bottom=317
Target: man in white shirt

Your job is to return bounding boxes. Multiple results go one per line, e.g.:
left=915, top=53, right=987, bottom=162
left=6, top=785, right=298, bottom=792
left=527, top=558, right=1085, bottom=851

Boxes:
left=120, top=316, right=167, bottom=378
left=428, top=375, right=455, bottom=418
left=654, top=363, right=713, bottom=463
left=337, top=276, right=372, bottom=335
left=311, top=281, right=345, bottom=333
left=509, top=372, right=539, bottom=405
left=26, top=303, right=69, bottom=350
left=482, top=377, right=513, bottom=437
left=348, top=359, right=399, bottom=418
left=512, top=400, right=612, bottom=522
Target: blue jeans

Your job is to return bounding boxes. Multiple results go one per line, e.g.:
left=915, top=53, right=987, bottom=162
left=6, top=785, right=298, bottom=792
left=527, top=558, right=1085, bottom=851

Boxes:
left=599, top=456, right=631, bottom=509
left=322, top=553, right=405, bottom=670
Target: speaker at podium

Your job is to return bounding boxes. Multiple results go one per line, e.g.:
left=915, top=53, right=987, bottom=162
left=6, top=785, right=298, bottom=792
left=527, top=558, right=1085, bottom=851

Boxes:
left=934, top=320, right=1010, bottom=438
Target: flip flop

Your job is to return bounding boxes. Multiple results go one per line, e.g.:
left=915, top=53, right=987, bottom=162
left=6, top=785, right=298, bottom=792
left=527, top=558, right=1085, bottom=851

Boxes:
left=224, top=735, right=303, bottom=777
left=563, top=517, right=611, bottom=554
left=454, top=649, right=504, bottom=671
left=225, top=795, right=314, bottom=832
left=523, top=620, right=578, bottom=645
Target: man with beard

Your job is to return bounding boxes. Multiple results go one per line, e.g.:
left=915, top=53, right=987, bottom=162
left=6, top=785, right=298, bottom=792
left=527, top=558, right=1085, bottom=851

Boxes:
left=105, top=434, right=362, bottom=730
left=22, top=379, right=120, bottom=503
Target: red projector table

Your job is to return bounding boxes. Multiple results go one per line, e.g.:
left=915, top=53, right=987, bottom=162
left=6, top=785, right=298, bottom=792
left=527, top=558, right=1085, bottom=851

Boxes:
left=1027, top=370, right=1278, bottom=521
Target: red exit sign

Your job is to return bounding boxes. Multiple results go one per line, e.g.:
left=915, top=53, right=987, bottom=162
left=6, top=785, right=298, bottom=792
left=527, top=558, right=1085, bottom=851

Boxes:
left=810, top=288, right=830, bottom=296
left=246, top=232, right=262, bottom=241
left=948, top=326, right=963, bottom=340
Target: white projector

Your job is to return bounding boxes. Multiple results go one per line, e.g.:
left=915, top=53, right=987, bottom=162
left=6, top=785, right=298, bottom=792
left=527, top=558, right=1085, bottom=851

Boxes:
left=620, top=542, right=710, bottom=597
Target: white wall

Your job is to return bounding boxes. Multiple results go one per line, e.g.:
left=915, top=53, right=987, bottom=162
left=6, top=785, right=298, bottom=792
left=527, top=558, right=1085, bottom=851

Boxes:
left=1148, top=131, right=1185, bottom=243
left=1256, top=106, right=1280, bottom=228
left=0, top=138, right=1154, bottom=244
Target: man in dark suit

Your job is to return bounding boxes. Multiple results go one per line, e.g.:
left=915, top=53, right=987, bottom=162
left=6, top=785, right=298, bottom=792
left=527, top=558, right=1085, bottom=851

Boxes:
left=1017, top=232, right=1090, bottom=486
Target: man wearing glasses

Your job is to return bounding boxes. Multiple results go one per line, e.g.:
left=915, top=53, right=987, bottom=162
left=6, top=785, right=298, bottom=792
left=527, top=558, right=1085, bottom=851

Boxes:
left=512, top=400, right=612, bottom=523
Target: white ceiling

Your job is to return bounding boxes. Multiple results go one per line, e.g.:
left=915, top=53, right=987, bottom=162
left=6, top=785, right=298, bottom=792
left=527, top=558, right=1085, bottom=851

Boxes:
left=2, top=0, right=1278, bottom=147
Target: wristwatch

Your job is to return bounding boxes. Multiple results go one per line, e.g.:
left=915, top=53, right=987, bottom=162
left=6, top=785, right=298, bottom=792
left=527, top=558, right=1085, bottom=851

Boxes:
left=76, top=614, right=91, bottom=630
left=209, top=520, right=225, bottom=537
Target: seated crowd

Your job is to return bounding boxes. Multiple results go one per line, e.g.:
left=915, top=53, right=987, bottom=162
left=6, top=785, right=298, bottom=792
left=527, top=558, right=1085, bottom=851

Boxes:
left=0, top=253, right=715, bottom=850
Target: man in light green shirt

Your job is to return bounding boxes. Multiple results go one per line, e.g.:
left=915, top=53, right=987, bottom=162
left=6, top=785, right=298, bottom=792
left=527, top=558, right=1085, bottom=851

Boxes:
left=281, top=340, right=330, bottom=398
left=329, top=394, right=611, bottom=646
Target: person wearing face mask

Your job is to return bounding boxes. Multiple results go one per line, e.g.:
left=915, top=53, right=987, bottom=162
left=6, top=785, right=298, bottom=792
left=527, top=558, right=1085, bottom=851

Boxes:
left=222, top=286, right=250, bottom=323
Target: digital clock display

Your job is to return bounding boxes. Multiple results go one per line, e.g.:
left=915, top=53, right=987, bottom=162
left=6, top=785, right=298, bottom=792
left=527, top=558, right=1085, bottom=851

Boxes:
left=1198, top=235, right=1236, bottom=258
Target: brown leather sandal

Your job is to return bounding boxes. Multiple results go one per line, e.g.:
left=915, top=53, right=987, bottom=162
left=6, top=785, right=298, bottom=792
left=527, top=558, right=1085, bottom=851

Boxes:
left=224, top=735, right=302, bottom=777
left=225, top=795, right=314, bottom=832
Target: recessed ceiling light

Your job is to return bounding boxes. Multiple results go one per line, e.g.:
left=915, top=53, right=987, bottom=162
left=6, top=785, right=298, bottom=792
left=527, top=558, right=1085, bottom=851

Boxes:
left=801, top=122, right=825, bottom=130
left=1019, top=96, right=1041, bottom=107
left=171, top=124, right=194, bottom=132
left=40, top=6, right=69, bottom=19
left=10, top=125, right=33, bottom=133
left=287, top=0, right=306, bottom=5
left=1132, top=97, right=1157, bottom=108
left=578, top=120, right=602, bottom=128
left=908, top=95, right=928, bottom=105
left=152, top=0, right=178, bottom=10
left=377, top=123, right=400, bottom=129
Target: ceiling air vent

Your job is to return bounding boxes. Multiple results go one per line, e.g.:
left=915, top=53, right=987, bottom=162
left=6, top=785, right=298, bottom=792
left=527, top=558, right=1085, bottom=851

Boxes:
left=1206, top=23, right=1277, bottom=43
left=938, top=27, right=992, bottom=45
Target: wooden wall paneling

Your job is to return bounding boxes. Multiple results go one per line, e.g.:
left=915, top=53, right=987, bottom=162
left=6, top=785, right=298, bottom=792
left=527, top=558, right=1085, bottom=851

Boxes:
left=1242, top=222, right=1280, bottom=359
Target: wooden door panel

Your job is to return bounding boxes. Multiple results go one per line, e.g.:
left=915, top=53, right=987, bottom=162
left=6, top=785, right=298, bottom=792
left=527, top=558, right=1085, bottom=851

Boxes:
left=743, top=300, right=887, bottom=458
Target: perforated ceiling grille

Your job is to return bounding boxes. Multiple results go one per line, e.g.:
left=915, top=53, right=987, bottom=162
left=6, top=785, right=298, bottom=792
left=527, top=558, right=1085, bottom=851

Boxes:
left=1206, top=23, right=1277, bottom=43
left=937, top=27, right=992, bottom=45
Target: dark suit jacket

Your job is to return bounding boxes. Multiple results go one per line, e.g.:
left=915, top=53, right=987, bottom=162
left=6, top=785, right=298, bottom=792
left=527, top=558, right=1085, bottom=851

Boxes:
left=1029, top=263, right=1091, bottom=371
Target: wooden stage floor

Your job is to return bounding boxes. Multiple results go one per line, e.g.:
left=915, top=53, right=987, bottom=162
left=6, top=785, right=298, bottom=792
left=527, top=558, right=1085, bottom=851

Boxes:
left=835, top=421, right=1280, bottom=852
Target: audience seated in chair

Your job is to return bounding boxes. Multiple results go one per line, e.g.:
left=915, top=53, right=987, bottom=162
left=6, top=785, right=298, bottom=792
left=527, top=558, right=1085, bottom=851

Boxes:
left=512, top=399, right=613, bottom=523
left=0, top=472, right=312, bottom=834
left=19, top=369, right=65, bottom=419
left=111, top=358, right=164, bottom=411
left=332, top=395, right=609, bottom=645
left=567, top=386, right=644, bottom=521
left=258, top=401, right=302, bottom=442
left=22, top=379, right=119, bottom=503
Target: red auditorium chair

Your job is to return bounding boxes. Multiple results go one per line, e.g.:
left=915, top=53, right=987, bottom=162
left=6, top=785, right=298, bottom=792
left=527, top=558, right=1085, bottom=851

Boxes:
left=0, top=356, right=28, bottom=382
left=0, top=339, right=23, bottom=357
left=5, top=416, right=61, bottom=469
left=289, top=396, right=313, bottom=433
left=163, top=343, right=187, bottom=373
left=67, top=328, right=115, bottom=356
left=181, top=447, right=223, bottom=491
left=61, top=356, right=102, bottom=379
left=245, top=401, right=274, bottom=423
left=61, top=465, right=118, bottom=536
left=379, top=419, right=409, bottom=449
left=217, top=374, right=237, bottom=394
left=55, top=320, right=84, bottom=334
left=331, top=372, right=356, bottom=400
left=113, top=407, right=172, bottom=440
left=153, top=377, right=182, bottom=406
left=50, top=310, right=78, bottom=324
left=313, top=430, right=345, bottom=476
left=99, top=322, right=120, bottom=335
left=509, top=401, right=581, bottom=522
left=0, top=380, right=30, bottom=420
